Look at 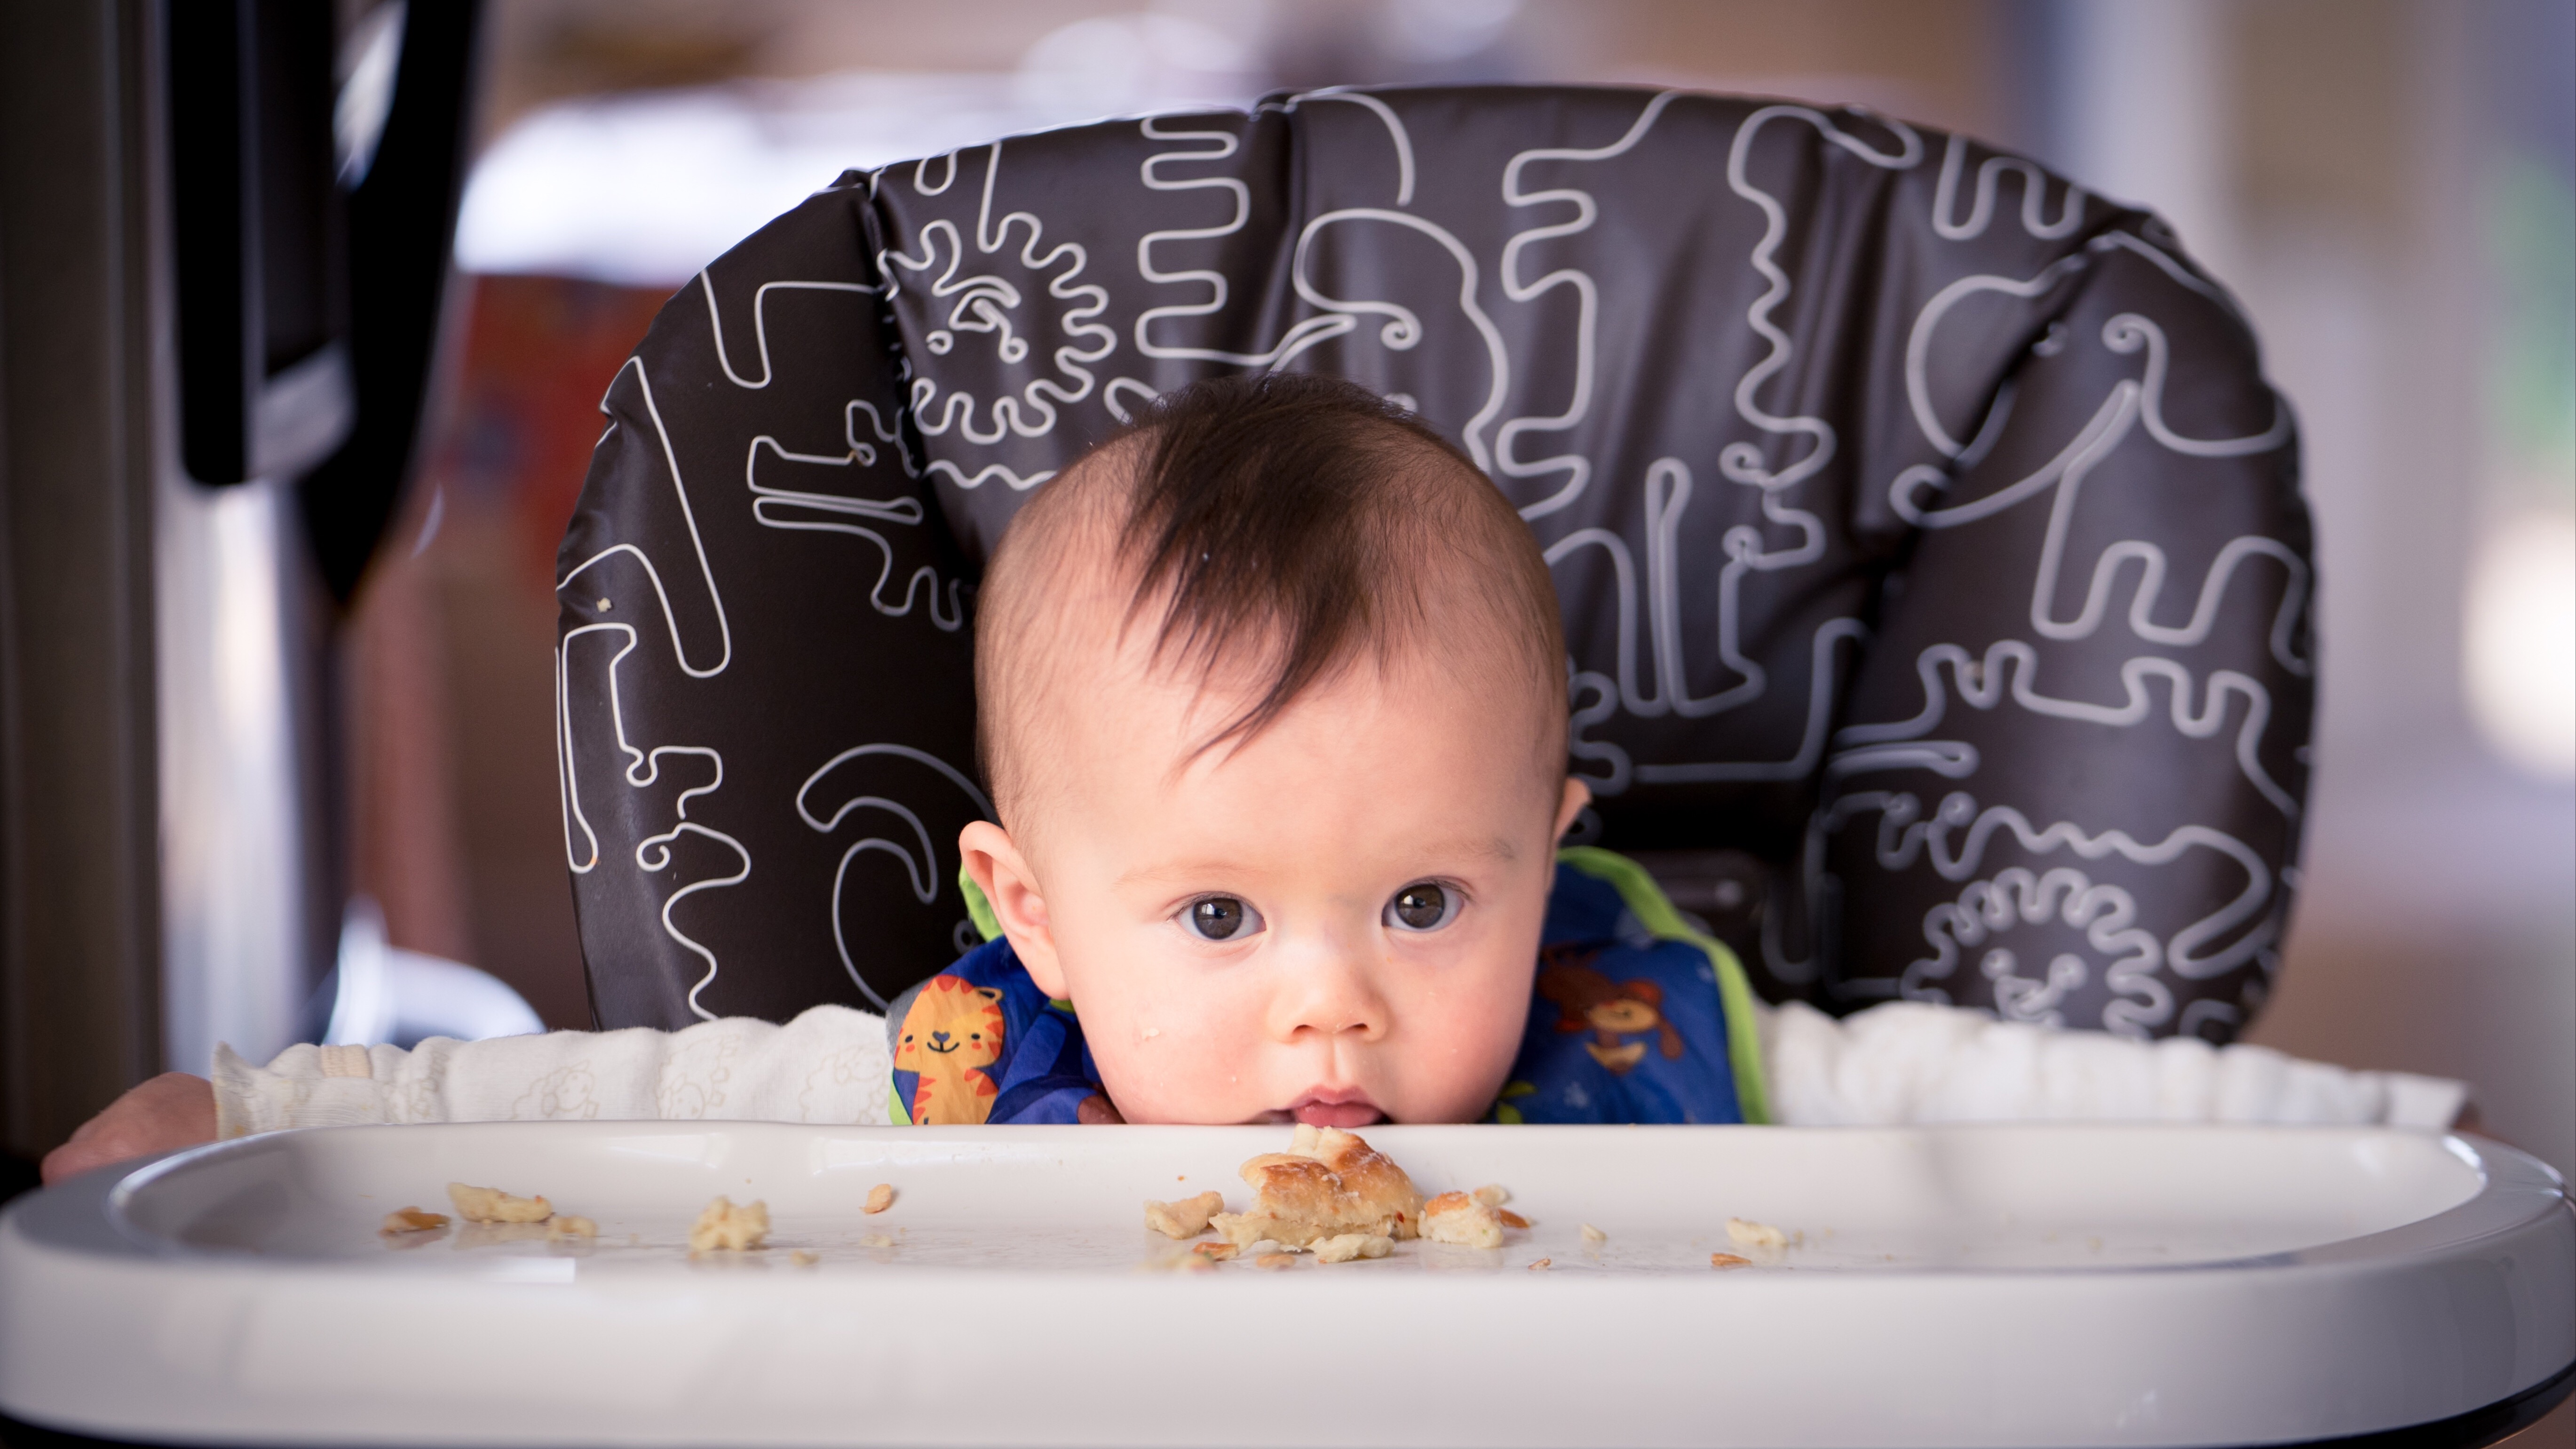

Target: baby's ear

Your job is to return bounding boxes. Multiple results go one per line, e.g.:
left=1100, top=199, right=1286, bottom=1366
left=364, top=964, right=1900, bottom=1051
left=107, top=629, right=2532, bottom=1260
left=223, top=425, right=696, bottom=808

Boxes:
left=1554, top=775, right=1593, bottom=841
left=958, top=820, right=1068, bottom=996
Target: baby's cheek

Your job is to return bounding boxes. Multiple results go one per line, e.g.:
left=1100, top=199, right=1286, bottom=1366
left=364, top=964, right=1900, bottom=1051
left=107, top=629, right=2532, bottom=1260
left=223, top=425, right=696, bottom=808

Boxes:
left=1076, top=980, right=1268, bottom=1124
left=1391, top=966, right=1532, bottom=1121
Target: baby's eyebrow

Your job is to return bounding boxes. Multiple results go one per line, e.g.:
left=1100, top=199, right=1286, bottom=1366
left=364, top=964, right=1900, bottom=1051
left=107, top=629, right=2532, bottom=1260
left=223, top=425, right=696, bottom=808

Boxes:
left=1115, top=836, right=1517, bottom=889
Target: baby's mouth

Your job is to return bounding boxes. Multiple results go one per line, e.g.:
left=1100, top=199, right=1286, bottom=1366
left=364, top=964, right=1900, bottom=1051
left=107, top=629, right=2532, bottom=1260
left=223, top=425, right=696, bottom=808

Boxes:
left=1283, top=1090, right=1382, bottom=1130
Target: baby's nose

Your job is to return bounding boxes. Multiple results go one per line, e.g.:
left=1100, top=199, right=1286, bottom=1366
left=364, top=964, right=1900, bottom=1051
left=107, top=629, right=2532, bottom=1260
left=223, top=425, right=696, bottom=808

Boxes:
left=1272, top=946, right=1392, bottom=1043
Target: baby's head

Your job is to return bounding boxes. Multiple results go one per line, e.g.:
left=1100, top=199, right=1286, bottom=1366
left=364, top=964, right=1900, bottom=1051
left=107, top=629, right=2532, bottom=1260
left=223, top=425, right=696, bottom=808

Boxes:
left=959, top=374, right=1585, bottom=1126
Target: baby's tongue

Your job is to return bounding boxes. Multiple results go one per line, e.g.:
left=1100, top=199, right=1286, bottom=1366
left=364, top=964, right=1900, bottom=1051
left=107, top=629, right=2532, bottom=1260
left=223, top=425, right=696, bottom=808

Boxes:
left=1293, top=1099, right=1382, bottom=1129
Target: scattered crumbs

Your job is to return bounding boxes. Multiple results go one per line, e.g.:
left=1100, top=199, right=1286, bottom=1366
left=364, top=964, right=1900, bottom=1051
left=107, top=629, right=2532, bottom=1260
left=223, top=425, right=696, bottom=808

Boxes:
left=546, top=1215, right=598, bottom=1241
left=790, top=1250, right=820, bottom=1267
left=1177, top=1175, right=1186, bottom=1182
left=2086, top=1235, right=2104, bottom=1251
left=1792, top=1230, right=1806, bottom=1246
left=1883, top=1253, right=1895, bottom=1262
left=1526, top=1258, right=1552, bottom=1271
left=860, top=1233, right=895, bottom=1249
left=379, top=1207, right=449, bottom=1235
left=1191, top=1242, right=1238, bottom=1261
left=1579, top=1224, right=1608, bottom=1244
left=1710, top=1252, right=1752, bottom=1270
left=596, top=597, right=611, bottom=611
left=627, top=1234, right=643, bottom=1247
left=1255, top=1252, right=1297, bottom=1271
left=1471, top=1184, right=1511, bottom=1208
left=1497, top=1209, right=1530, bottom=1230
left=863, top=1183, right=896, bottom=1214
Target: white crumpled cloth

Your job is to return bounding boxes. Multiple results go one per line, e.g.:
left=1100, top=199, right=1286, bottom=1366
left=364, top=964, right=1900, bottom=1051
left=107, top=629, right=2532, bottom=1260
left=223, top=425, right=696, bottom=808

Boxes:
left=212, top=998, right=2463, bottom=1135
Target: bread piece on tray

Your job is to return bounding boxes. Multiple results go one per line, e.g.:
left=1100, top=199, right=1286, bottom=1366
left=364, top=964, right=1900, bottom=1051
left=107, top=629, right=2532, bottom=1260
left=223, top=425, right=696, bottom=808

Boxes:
left=1210, top=1125, right=1424, bottom=1249
left=1146, top=1190, right=1225, bottom=1239
left=1420, top=1191, right=1506, bottom=1248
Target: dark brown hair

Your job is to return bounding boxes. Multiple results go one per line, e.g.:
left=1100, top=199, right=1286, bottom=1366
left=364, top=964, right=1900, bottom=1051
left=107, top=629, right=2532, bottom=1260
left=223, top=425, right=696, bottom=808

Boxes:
left=975, top=372, right=1566, bottom=807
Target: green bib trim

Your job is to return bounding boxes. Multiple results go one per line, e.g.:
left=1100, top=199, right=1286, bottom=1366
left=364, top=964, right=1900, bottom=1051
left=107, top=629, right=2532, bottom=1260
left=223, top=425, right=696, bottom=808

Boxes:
left=1554, top=845, right=1773, bottom=1125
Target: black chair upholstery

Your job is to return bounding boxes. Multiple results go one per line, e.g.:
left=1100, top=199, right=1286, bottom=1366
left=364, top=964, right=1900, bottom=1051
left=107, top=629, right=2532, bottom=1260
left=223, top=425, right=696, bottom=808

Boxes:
left=555, top=85, right=2311, bottom=1043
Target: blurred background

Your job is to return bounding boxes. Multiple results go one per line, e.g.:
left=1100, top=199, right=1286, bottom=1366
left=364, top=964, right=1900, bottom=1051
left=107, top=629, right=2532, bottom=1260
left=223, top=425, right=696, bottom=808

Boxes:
left=2, top=0, right=2568, bottom=1193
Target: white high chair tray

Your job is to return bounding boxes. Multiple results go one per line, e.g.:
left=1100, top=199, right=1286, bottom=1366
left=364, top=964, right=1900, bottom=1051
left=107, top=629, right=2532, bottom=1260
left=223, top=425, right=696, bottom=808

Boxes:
left=1, top=1123, right=2568, bottom=1448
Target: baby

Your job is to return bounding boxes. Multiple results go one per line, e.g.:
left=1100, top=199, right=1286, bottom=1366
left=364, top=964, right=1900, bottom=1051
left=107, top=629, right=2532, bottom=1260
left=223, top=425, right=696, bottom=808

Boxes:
left=43, top=375, right=2462, bottom=1178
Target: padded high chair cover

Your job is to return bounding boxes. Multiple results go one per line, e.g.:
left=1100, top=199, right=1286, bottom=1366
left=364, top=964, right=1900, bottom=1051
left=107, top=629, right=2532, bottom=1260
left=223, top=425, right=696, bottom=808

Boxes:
left=556, top=86, right=2312, bottom=1042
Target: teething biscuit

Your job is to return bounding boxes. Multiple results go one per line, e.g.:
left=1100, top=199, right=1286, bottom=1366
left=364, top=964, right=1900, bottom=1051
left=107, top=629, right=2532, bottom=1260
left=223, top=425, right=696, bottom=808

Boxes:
left=1208, top=1125, right=1424, bottom=1249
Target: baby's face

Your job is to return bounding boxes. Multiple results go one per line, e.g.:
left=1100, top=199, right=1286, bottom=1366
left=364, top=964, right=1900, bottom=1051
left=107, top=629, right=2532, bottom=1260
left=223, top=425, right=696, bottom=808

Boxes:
left=962, top=648, right=1583, bottom=1127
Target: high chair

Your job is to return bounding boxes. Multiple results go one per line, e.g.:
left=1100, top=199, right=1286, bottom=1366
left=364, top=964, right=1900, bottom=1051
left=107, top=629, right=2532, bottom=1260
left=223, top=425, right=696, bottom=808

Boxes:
left=8, top=85, right=2567, bottom=1449
left=554, top=86, right=2314, bottom=1044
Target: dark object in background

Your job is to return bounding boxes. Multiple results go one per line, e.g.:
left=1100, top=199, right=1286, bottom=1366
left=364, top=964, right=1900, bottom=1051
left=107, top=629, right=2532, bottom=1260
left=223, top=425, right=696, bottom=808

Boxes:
left=162, top=0, right=485, bottom=601
left=165, top=0, right=350, bottom=490
left=296, top=1, right=484, bottom=604
left=557, top=88, right=2313, bottom=1043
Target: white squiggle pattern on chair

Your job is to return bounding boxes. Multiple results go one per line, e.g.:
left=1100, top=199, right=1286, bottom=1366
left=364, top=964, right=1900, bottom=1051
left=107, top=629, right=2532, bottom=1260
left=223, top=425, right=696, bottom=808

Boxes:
left=795, top=745, right=996, bottom=1010
left=1903, top=866, right=2164, bottom=1033
left=1134, top=118, right=1358, bottom=370
left=1931, top=134, right=2086, bottom=241
left=1841, top=788, right=2275, bottom=987
left=1720, top=105, right=1922, bottom=493
left=701, top=276, right=883, bottom=390
left=554, top=618, right=747, bottom=1021
left=1495, top=90, right=1683, bottom=521
left=1831, top=640, right=2296, bottom=817
left=557, top=358, right=732, bottom=678
left=880, top=143, right=1115, bottom=454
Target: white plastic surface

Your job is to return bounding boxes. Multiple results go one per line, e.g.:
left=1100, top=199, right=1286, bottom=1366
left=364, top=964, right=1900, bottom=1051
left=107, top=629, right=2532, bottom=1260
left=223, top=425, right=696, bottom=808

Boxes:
left=1, top=1123, right=2568, bottom=1447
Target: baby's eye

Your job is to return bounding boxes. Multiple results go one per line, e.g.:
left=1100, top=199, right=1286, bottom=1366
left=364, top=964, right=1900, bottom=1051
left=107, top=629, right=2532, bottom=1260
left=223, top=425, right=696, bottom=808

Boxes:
left=1385, top=882, right=1458, bottom=932
left=1181, top=895, right=1262, bottom=942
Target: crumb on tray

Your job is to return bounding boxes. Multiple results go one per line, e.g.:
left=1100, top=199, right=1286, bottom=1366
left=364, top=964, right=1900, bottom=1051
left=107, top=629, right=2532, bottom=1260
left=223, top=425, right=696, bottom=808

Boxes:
left=1579, top=1223, right=1608, bottom=1244
left=1472, top=1184, right=1510, bottom=1207
left=859, top=1233, right=895, bottom=1249
left=546, top=1214, right=597, bottom=1241
left=1145, top=1190, right=1225, bottom=1239
left=1421, top=1191, right=1505, bottom=1248
left=1191, top=1242, right=1238, bottom=1260
left=1527, top=1257, right=1552, bottom=1271
left=1254, top=1252, right=1298, bottom=1270
left=863, top=1183, right=895, bottom=1214
left=1725, top=1218, right=1787, bottom=1250
left=689, top=1196, right=771, bottom=1252
left=379, top=1207, right=448, bottom=1235
left=447, top=1182, right=552, bottom=1224
left=1710, top=1252, right=1752, bottom=1269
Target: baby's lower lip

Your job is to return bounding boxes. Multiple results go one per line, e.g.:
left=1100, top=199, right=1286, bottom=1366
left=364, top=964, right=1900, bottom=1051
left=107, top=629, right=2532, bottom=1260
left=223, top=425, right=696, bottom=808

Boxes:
left=1291, top=1099, right=1383, bottom=1129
